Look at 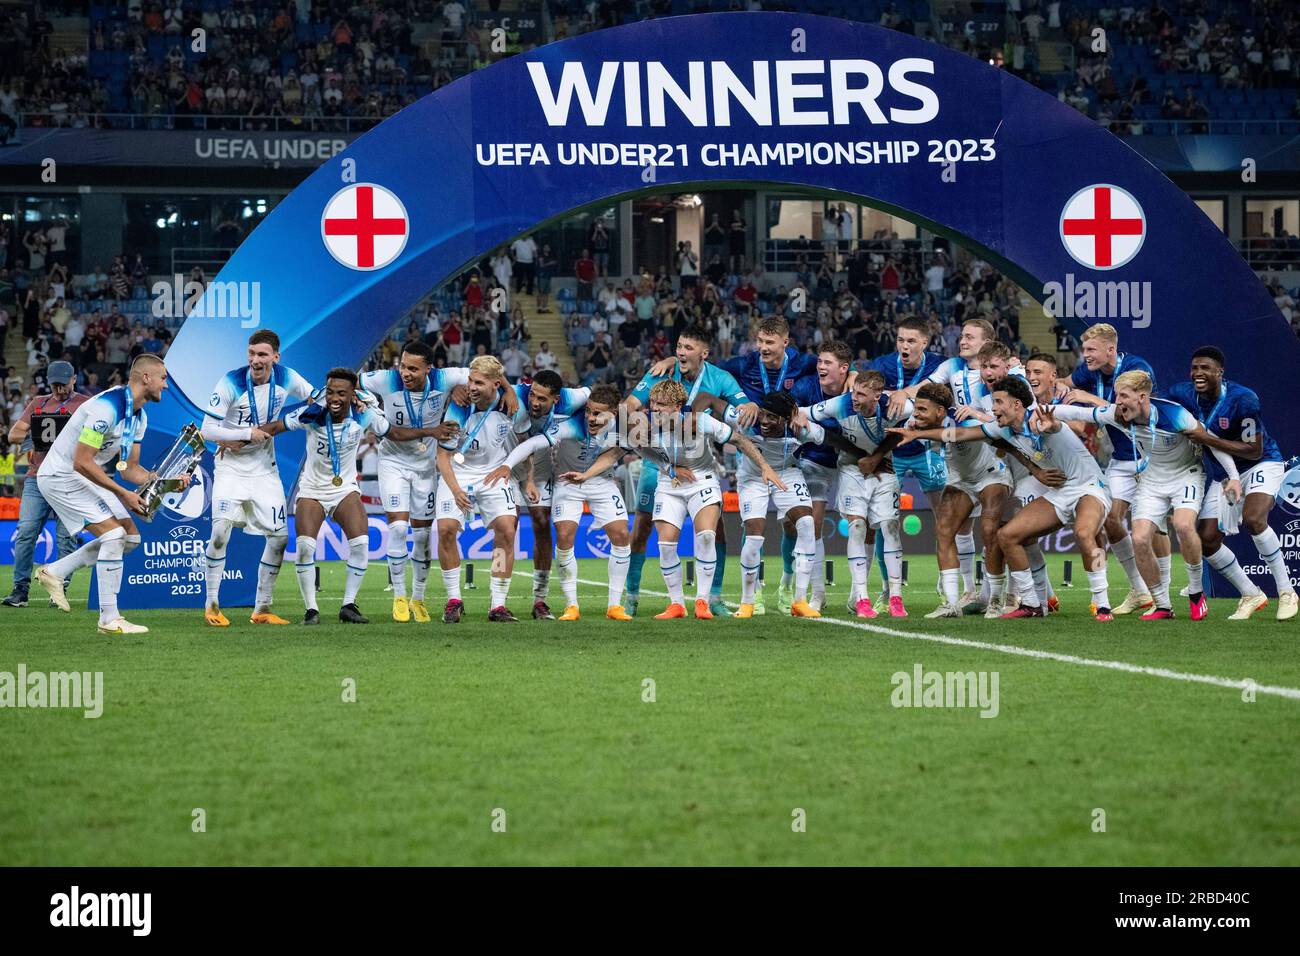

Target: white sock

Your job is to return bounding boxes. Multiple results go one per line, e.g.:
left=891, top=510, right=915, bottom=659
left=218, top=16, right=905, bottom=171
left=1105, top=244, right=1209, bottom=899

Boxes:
left=555, top=547, right=578, bottom=606
left=694, top=529, right=716, bottom=600
left=490, top=574, right=511, bottom=609
left=1110, top=534, right=1147, bottom=593
left=941, top=567, right=960, bottom=606
left=979, top=556, right=993, bottom=603
left=1024, top=542, right=1052, bottom=603
left=607, top=544, right=630, bottom=608
left=792, top=515, right=815, bottom=603
left=1157, top=554, right=1172, bottom=596
left=847, top=518, right=869, bottom=602
left=811, top=535, right=826, bottom=600
left=1030, top=562, right=1051, bottom=605
left=343, top=535, right=368, bottom=607
left=95, top=529, right=126, bottom=624
left=659, top=540, right=685, bottom=606
left=123, top=533, right=141, bottom=554
left=986, top=571, right=1006, bottom=603
left=442, top=566, right=462, bottom=602
left=880, top=519, right=903, bottom=598
left=386, top=520, right=409, bottom=598
left=411, top=526, right=432, bottom=600
left=295, top=536, right=318, bottom=612
left=1253, top=528, right=1295, bottom=596
left=1184, top=560, right=1204, bottom=598
left=1087, top=568, right=1111, bottom=611
left=1152, top=579, right=1171, bottom=610
left=1010, top=568, right=1037, bottom=607
left=47, top=536, right=103, bottom=579
left=205, top=518, right=233, bottom=608
left=779, top=571, right=793, bottom=589
left=741, top=535, right=764, bottom=605
left=1204, top=545, right=1261, bottom=597
left=956, top=532, right=976, bottom=592
left=256, top=535, right=287, bottom=610
left=533, top=569, right=550, bottom=602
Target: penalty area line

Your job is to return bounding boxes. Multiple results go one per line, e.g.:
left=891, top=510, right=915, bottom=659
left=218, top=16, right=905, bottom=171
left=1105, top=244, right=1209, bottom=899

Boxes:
left=578, top=578, right=1300, bottom=701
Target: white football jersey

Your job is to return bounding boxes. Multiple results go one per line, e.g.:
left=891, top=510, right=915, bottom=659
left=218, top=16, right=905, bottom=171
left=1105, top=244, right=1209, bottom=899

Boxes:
left=42, top=386, right=147, bottom=473
left=285, top=404, right=390, bottom=495
left=207, top=364, right=314, bottom=477
left=981, top=409, right=1103, bottom=492
left=360, top=366, right=469, bottom=469
left=440, top=400, right=515, bottom=473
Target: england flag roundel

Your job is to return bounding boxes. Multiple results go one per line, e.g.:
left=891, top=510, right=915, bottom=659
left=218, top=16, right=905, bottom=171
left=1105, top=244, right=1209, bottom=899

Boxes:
left=321, top=183, right=410, bottom=271
left=1059, top=184, right=1146, bottom=271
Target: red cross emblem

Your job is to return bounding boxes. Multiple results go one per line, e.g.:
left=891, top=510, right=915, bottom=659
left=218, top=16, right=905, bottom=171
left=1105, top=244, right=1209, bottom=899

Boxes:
left=1059, top=184, right=1145, bottom=271
left=321, top=183, right=409, bottom=271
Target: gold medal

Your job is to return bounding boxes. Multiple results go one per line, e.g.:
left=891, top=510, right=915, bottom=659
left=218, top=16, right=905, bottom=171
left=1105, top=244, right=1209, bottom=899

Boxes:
left=1033, top=451, right=1045, bottom=461
left=453, top=452, right=466, bottom=465
left=331, top=475, right=343, bottom=487
left=115, top=460, right=127, bottom=473
left=416, top=442, right=428, bottom=454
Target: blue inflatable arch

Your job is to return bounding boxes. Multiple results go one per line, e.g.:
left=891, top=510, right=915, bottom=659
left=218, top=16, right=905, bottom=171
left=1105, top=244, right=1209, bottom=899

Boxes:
left=129, top=12, right=1295, bottom=608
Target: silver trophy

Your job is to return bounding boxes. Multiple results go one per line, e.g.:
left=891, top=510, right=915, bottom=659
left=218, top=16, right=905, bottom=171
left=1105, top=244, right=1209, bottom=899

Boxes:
left=138, top=423, right=206, bottom=521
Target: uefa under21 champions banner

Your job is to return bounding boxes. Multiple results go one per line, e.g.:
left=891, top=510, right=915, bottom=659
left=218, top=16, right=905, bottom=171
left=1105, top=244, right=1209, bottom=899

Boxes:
left=105, top=12, right=1297, bottom=607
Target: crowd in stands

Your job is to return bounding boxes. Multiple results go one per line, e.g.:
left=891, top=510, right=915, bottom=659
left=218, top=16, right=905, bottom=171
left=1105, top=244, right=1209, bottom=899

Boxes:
left=0, top=218, right=176, bottom=445
left=8, top=0, right=541, bottom=132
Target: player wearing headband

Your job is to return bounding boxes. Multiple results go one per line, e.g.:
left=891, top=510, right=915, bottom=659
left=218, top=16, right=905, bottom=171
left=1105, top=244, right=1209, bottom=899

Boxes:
left=200, top=329, right=314, bottom=627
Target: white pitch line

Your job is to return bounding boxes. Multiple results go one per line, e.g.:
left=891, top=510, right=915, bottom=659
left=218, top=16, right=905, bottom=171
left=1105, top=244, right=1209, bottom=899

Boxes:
left=577, top=578, right=1300, bottom=701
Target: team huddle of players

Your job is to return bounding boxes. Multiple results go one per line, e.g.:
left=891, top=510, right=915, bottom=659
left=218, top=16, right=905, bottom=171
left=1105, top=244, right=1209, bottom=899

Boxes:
left=30, top=317, right=1295, bottom=631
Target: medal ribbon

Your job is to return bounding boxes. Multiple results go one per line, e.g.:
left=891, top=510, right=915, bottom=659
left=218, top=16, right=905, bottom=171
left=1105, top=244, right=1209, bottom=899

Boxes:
left=758, top=353, right=788, bottom=396
left=246, top=371, right=278, bottom=427
left=896, top=353, right=925, bottom=389
left=324, top=415, right=345, bottom=482
left=1198, top=382, right=1228, bottom=429
left=1019, top=410, right=1043, bottom=456
left=674, top=361, right=706, bottom=407
left=118, top=385, right=138, bottom=470
left=404, top=376, right=431, bottom=429
left=458, top=398, right=496, bottom=456
left=1130, top=409, right=1158, bottom=475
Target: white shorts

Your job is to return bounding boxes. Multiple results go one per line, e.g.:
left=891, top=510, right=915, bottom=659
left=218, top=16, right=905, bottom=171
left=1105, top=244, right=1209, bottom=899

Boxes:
left=434, top=472, right=518, bottom=529
left=948, top=463, right=1012, bottom=506
left=1133, top=466, right=1205, bottom=530
left=1012, top=475, right=1048, bottom=512
left=1045, top=479, right=1111, bottom=526
left=552, top=476, right=627, bottom=528
left=212, top=466, right=287, bottom=535
left=1199, top=460, right=1284, bottom=521
left=511, top=476, right=553, bottom=511
left=800, top=460, right=838, bottom=505
left=377, top=457, right=436, bottom=521
left=38, top=470, right=129, bottom=536
left=651, top=472, right=722, bottom=529
left=837, top=468, right=900, bottom=528
left=297, top=482, right=363, bottom=518
left=738, top=466, right=811, bottom=522
left=1105, top=458, right=1140, bottom=505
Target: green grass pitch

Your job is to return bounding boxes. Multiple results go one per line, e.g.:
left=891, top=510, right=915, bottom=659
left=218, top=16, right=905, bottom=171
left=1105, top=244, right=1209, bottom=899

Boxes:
left=2, top=553, right=1298, bottom=866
